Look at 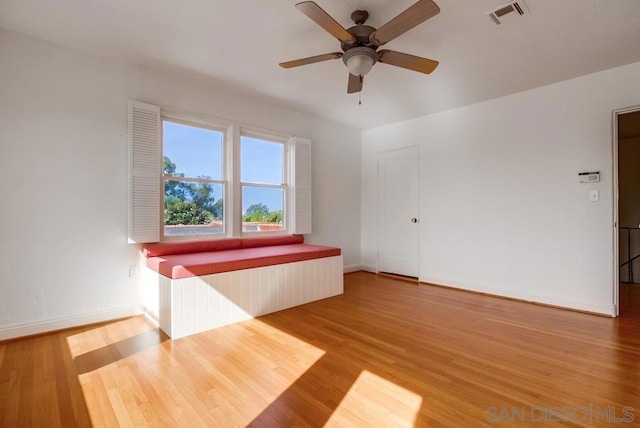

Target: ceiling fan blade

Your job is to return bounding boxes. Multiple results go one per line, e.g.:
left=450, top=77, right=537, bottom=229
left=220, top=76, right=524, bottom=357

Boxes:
left=296, top=1, right=356, bottom=43
left=347, top=73, right=363, bottom=94
left=377, top=50, right=439, bottom=74
left=280, top=52, right=343, bottom=69
left=369, top=0, right=440, bottom=46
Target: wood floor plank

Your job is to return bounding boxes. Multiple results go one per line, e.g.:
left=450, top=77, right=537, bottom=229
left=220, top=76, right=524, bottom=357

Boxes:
left=1, top=273, right=639, bottom=427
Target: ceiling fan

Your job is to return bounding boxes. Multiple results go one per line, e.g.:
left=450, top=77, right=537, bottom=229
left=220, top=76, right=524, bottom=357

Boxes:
left=280, top=0, right=441, bottom=94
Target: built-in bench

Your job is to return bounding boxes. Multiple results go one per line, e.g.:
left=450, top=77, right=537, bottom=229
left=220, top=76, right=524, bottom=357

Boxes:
left=140, top=235, right=343, bottom=339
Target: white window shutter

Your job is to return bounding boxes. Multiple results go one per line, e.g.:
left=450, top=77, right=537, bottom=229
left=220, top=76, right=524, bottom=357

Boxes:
left=129, top=101, right=160, bottom=243
left=290, top=137, right=312, bottom=234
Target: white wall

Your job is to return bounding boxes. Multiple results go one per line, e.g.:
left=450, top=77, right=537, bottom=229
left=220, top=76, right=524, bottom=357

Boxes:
left=0, top=29, right=361, bottom=339
left=362, top=60, right=640, bottom=315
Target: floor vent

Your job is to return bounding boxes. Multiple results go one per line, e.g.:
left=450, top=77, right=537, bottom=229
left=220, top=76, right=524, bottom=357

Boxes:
left=486, top=1, right=528, bottom=25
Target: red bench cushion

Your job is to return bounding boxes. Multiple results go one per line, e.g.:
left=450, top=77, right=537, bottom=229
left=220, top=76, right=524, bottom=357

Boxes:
left=142, top=235, right=304, bottom=257
left=240, top=234, right=303, bottom=248
left=142, top=238, right=242, bottom=257
left=146, top=244, right=341, bottom=279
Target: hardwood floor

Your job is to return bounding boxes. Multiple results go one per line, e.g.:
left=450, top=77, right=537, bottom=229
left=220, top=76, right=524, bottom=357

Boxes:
left=1, top=273, right=639, bottom=427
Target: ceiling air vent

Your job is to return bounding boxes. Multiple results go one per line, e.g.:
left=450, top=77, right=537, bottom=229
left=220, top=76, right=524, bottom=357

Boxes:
left=486, top=1, right=528, bottom=25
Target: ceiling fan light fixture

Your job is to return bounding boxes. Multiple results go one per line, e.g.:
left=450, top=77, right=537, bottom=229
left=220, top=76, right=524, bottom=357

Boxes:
left=343, top=47, right=377, bottom=76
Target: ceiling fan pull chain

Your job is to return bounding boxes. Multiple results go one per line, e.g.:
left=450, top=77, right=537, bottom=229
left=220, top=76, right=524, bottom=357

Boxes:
left=359, top=75, right=363, bottom=105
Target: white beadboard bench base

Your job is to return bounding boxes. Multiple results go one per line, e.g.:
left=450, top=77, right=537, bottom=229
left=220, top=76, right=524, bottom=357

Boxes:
left=141, top=255, right=343, bottom=339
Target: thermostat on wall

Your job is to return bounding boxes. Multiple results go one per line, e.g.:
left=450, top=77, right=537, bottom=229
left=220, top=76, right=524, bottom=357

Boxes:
left=578, top=171, right=600, bottom=183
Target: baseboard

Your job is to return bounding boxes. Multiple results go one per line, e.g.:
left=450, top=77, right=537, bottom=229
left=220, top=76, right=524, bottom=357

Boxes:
left=360, top=264, right=378, bottom=273
left=0, top=305, right=144, bottom=341
left=419, top=276, right=616, bottom=317
left=343, top=264, right=362, bottom=273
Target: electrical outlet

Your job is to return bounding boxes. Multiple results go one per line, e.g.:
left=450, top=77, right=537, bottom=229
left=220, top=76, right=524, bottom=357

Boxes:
left=129, top=265, right=139, bottom=278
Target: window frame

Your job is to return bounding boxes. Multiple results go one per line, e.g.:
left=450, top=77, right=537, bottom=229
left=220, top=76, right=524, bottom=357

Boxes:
left=160, top=114, right=230, bottom=242
left=129, top=101, right=309, bottom=244
left=238, top=129, right=290, bottom=235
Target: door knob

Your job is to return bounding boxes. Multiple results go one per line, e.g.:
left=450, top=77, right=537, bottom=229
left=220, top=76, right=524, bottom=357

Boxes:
left=411, top=218, right=418, bottom=223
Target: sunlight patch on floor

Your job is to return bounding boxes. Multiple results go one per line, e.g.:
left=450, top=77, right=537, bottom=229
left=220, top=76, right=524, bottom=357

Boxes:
left=326, top=370, right=423, bottom=427
left=66, top=316, right=156, bottom=358
left=76, top=318, right=326, bottom=426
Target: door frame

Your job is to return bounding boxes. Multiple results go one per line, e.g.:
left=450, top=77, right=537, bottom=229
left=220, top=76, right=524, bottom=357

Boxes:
left=377, top=145, right=420, bottom=278
left=613, top=104, right=640, bottom=316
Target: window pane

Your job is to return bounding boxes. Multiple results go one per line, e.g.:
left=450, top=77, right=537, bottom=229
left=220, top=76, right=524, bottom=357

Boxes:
left=242, top=186, right=284, bottom=232
left=241, top=136, right=283, bottom=184
left=163, top=121, right=223, bottom=180
left=164, top=180, right=224, bottom=236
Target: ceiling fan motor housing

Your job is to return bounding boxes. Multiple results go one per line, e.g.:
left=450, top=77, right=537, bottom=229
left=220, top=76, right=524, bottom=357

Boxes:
left=341, top=24, right=377, bottom=51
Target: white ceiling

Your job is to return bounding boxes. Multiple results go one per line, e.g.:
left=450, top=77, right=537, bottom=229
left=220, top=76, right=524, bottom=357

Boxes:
left=2, top=0, right=640, bottom=129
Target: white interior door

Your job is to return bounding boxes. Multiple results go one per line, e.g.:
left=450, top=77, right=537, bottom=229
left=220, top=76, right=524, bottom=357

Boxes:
left=378, top=146, right=420, bottom=278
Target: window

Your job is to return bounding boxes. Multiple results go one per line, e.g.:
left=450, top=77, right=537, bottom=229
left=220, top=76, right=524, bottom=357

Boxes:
left=162, top=120, right=225, bottom=238
left=241, top=134, right=286, bottom=233
left=128, top=101, right=311, bottom=243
